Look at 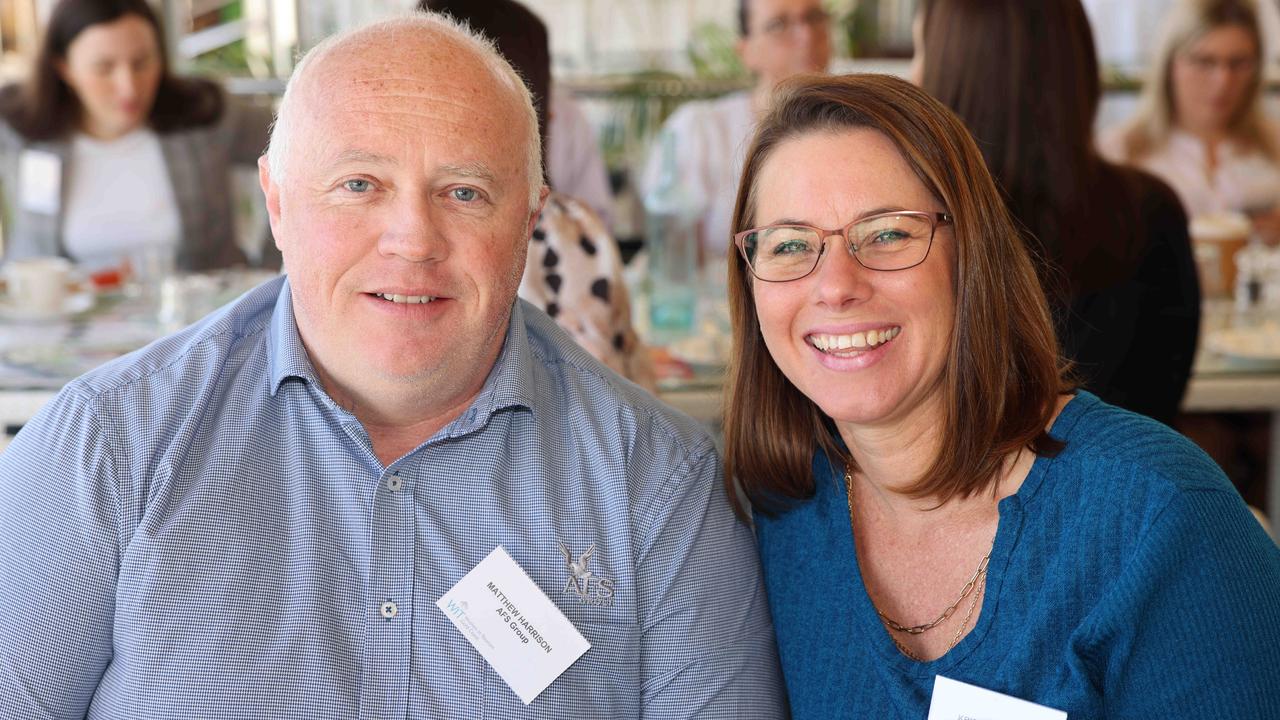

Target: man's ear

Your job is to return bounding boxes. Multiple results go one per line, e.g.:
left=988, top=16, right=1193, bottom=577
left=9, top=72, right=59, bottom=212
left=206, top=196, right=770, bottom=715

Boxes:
left=259, top=155, right=284, bottom=251
left=526, top=185, right=551, bottom=238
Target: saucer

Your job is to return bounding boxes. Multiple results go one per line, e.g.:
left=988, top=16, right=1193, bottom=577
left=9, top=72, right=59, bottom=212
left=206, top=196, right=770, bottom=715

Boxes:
left=1205, top=326, right=1280, bottom=370
left=0, top=291, right=95, bottom=322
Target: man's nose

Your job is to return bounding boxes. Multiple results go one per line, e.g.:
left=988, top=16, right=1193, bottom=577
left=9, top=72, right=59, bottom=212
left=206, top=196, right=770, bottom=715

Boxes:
left=379, top=192, right=449, bottom=263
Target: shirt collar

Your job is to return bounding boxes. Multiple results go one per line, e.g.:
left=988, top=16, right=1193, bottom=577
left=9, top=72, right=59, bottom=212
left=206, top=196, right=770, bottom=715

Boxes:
left=445, top=299, right=537, bottom=437
left=266, top=278, right=321, bottom=395
left=265, top=280, right=536, bottom=429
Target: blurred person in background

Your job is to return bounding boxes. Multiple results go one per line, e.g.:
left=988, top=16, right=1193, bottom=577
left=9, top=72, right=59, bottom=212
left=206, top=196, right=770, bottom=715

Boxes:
left=727, top=72, right=1280, bottom=719
left=0, top=0, right=277, bottom=274
left=1100, top=0, right=1280, bottom=243
left=914, top=0, right=1199, bottom=426
left=422, top=0, right=654, bottom=388
left=640, top=0, right=831, bottom=263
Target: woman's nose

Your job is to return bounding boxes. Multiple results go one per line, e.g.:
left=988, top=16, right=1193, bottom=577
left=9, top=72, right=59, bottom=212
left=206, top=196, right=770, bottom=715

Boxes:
left=811, top=235, right=873, bottom=308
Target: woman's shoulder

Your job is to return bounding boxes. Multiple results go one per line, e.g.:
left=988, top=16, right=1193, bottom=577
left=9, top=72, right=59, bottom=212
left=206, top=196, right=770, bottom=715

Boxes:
left=1048, top=392, right=1229, bottom=497
left=1096, top=161, right=1187, bottom=224
left=0, top=83, right=30, bottom=144
left=152, top=77, right=225, bottom=133
left=1095, top=123, right=1130, bottom=164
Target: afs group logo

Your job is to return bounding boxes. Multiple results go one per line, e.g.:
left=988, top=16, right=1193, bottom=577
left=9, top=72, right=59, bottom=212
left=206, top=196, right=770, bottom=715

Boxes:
left=558, top=542, right=615, bottom=607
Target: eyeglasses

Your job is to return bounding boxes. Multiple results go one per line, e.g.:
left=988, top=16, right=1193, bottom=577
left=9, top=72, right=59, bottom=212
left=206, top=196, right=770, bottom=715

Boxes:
left=734, top=210, right=952, bottom=282
left=1180, top=51, right=1257, bottom=75
left=759, top=8, right=831, bottom=37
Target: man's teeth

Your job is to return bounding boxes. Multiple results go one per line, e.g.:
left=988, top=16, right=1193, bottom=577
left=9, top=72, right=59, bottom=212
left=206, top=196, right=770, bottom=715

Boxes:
left=810, top=327, right=901, bottom=352
left=374, top=292, right=436, bottom=304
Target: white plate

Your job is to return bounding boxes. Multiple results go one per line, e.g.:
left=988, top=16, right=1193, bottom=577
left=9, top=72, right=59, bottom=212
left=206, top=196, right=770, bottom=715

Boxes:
left=0, top=291, right=95, bottom=322
left=1206, top=326, right=1280, bottom=370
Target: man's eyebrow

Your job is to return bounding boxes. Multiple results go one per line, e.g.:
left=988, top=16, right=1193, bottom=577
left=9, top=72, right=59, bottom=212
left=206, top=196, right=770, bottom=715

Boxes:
left=325, top=149, right=397, bottom=166
left=440, top=162, right=497, bottom=182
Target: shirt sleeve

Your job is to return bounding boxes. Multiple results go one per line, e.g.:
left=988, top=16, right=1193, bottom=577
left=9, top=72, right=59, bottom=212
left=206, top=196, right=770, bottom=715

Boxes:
left=634, top=443, right=786, bottom=718
left=1079, top=486, right=1280, bottom=718
left=0, top=388, right=122, bottom=717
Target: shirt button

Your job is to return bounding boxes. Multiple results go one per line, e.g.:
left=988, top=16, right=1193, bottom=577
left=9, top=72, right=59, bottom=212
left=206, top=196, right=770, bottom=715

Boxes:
left=380, top=601, right=398, bottom=619
left=386, top=474, right=403, bottom=492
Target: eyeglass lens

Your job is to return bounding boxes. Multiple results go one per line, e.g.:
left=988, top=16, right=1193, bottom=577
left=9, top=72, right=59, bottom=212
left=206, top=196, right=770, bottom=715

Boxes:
left=743, top=213, right=935, bottom=281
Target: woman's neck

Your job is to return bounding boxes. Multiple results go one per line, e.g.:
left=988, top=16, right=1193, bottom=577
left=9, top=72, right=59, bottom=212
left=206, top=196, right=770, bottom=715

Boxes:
left=79, top=117, right=139, bottom=142
left=840, top=394, right=1069, bottom=526
left=836, top=400, right=949, bottom=518
left=1180, top=120, right=1230, bottom=150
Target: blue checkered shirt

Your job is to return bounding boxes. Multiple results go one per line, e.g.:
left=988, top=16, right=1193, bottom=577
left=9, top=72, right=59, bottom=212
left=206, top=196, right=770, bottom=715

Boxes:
left=0, top=277, right=784, bottom=718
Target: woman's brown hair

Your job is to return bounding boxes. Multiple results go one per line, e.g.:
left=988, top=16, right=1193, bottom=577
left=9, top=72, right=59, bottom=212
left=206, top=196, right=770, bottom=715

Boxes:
left=0, top=0, right=223, bottom=142
left=723, top=73, right=1068, bottom=516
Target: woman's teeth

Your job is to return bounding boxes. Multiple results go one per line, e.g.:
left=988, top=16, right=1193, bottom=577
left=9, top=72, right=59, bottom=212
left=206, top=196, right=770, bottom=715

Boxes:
left=810, top=327, right=900, bottom=352
left=374, top=293, right=436, bottom=304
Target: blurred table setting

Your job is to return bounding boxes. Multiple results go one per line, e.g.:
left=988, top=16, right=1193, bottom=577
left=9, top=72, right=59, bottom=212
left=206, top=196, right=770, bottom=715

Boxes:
left=0, top=256, right=276, bottom=445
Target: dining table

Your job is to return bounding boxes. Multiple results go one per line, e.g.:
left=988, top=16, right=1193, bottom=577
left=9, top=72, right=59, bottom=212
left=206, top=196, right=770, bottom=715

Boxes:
left=0, top=268, right=276, bottom=446
left=3, top=286, right=1280, bottom=523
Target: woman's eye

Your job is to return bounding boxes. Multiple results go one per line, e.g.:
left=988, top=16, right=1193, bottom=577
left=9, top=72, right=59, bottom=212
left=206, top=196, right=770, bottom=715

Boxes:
left=343, top=179, right=372, bottom=193
left=773, top=239, right=812, bottom=255
left=868, top=229, right=908, bottom=245
left=451, top=187, right=478, bottom=202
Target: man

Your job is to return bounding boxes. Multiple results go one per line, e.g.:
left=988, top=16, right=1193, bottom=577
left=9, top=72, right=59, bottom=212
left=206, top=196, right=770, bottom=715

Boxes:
left=0, top=13, right=783, bottom=718
left=640, top=0, right=832, bottom=261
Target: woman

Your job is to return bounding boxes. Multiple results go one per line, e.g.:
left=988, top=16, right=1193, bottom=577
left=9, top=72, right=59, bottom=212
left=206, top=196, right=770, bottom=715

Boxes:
left=1100, top=0, right=1280, bottom=242
left=726, top=74, right=1280, bottom=717
left=0, top=0, right=276, bottom=273
left=915, top=0, right=1199, bottom=426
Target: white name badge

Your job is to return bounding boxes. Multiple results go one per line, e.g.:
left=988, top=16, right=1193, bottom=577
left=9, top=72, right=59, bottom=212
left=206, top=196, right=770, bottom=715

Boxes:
left=928, top=676, right=1067, bottom=720
left=18, top=149, right=61, bottom=215
left=437, top=546, right=591, bottom=705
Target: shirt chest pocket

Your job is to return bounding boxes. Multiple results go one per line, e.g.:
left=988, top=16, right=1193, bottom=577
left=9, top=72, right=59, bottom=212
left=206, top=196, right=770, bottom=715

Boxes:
left=481, top=620, right=640, bottom=718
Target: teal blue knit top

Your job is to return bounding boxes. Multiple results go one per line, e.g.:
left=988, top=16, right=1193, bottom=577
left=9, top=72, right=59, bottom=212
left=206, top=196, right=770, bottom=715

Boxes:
left=756, top=391, right=1280, bottom=719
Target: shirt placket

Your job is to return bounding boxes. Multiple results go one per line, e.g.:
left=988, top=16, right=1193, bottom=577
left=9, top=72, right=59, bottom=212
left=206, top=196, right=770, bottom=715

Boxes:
left=359, top=466, right=416, bottom=718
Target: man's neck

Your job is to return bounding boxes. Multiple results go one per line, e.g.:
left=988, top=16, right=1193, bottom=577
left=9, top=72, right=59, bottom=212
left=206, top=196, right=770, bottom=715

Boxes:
left=317, top=367, right=485, bottom=467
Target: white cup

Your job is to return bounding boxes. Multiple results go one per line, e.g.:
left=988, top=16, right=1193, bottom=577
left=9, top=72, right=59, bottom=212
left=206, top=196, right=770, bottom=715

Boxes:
left=3, top=256, right=72, bottom=317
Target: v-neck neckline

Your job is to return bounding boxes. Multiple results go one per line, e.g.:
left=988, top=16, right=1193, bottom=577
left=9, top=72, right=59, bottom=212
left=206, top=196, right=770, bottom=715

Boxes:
left=824, top=392, right=1094, bottom=675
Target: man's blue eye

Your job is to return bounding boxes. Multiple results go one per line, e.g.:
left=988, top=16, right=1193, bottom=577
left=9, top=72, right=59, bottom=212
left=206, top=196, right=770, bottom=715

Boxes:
left=344, top=179, right=371, bottom=193
left=452, top=187, right=478, bottom=202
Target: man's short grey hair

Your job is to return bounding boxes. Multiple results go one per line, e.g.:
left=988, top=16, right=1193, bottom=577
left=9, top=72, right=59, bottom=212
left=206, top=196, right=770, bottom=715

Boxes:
left=266, top=11, right=544, bottom=209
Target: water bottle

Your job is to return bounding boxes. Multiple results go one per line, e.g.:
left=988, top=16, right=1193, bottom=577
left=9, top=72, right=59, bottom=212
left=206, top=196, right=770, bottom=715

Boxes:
left=643, top=130, right=701, bottom=343
left=1235, top=238, right=1267, bottom=315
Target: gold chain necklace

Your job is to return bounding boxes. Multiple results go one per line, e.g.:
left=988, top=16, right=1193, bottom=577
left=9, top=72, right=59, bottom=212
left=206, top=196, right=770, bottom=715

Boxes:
left=844, top=465, right=993, bottom=660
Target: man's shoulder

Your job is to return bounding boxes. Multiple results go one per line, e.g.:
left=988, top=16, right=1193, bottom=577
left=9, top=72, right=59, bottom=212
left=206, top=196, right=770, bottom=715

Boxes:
left=517, top=301, right=716, bottom=458
left=67, top=277, right=282, bottom=404
left=661, top=91, right=751, bottom=133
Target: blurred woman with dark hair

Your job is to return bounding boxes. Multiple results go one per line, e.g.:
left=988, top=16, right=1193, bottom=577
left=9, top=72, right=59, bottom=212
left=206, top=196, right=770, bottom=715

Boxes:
left=0, top=0, right=276, bottom=272
left=914, top=0, right=1200, bottom=426
left=726, top=72, right=1280, bottom=718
